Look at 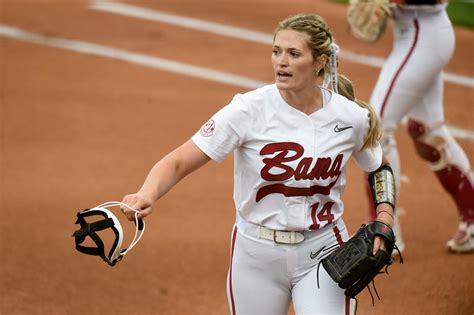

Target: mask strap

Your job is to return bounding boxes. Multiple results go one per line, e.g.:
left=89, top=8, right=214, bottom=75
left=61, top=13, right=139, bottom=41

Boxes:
left=96, top=201, right=146, bottom=258
left=72, top=209, right=121, bottom=265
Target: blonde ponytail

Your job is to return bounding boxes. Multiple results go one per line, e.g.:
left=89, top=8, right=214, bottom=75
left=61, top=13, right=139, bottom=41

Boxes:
left=337, top=74, right=381, bottom=149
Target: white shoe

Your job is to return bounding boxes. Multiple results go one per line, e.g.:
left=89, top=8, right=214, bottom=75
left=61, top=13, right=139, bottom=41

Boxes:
left=391, top=208, right=405, bottom=256
left=446, top=221, right=474, bottom=253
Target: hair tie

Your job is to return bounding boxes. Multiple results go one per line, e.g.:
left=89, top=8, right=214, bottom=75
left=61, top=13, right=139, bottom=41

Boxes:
left=322, top=43, right=340, bottom=92
left=329, top=42, right=339, bottom=93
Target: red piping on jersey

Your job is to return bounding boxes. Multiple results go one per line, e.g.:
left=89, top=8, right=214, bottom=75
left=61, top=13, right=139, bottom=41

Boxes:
left=345, top=296, right=351, bottom=315
left=380, top=19, right=420, bottom=118
left=333, top=226, right=344, bottom=246
left=333, top=226, right=349, bottom=314
left=228, top=226, right=238, bottom=315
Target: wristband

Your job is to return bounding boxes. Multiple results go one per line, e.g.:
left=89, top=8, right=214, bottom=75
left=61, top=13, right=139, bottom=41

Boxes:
left=376, top=210, right=394, bottom=219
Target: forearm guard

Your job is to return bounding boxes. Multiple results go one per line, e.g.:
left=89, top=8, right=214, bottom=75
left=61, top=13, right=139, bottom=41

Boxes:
left=368, top=164, right=396, bottom=209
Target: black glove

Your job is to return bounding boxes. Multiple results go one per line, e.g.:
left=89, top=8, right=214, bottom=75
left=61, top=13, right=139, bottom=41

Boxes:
left=321, top=221, right=396, bottom=298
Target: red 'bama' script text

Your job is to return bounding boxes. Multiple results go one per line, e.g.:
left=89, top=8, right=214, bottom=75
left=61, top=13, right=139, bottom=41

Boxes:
left=256, top=142, right=343, bottom=202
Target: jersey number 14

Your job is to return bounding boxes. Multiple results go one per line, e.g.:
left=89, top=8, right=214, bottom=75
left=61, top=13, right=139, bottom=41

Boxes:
left=309, top=202, right=335, bottom=230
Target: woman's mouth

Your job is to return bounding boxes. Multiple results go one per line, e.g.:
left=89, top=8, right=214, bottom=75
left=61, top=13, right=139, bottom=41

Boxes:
left=276, top=70, right=292, bottom=80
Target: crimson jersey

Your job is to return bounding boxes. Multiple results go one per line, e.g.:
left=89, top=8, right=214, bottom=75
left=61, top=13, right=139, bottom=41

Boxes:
left=192, top=84, right=382, bottom=231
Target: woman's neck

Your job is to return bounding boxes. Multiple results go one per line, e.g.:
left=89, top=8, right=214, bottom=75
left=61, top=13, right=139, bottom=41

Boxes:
left=279, top=85, right=323, bottom=115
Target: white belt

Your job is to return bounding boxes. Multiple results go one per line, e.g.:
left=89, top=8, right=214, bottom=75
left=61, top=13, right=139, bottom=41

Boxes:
left=236, top=213, right=312, bottom=244
left=258, top=226, right=305, bottom=244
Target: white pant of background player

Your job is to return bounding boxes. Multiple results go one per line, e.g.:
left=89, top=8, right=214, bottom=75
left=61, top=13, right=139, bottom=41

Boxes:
left=226, top=215, right=356, bottom=315
left=370, top=4, right=474, bottom=251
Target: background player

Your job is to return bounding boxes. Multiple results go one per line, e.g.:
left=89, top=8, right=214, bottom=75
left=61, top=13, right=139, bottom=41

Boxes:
left=367, top=0, right=474, bottom=253
left=121, top=14, right=396, bottom=314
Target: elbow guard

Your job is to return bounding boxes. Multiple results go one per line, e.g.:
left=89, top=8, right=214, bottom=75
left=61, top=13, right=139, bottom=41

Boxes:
left=368, top=164, right=396, bottom=210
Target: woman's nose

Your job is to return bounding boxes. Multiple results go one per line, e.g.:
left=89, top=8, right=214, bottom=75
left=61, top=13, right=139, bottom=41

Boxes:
left=278, top=53, right=288, bottom=66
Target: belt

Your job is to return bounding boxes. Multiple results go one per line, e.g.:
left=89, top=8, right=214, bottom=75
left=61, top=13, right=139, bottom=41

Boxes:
left=259, top=226, right=305, bottom=244
left=236, top=213, right=306, bottom=244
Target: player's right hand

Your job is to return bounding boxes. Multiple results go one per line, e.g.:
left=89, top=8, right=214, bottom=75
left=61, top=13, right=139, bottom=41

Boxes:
left=121, top=192, right=155, bottom=221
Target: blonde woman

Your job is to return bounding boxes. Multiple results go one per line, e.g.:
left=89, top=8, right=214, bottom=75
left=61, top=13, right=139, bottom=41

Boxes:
left=122, top=14, right=396, bottom=315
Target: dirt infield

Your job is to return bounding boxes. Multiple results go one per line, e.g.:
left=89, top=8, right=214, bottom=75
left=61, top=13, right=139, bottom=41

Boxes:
left=1, top=1, right=473, bottom=314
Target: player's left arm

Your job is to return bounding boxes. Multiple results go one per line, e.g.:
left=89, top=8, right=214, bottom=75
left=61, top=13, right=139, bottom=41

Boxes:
left=365, top=156, right=396, bottom=255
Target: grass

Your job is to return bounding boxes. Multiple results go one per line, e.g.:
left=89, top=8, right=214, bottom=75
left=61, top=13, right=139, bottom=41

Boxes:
left=446, top=0, right=474, bottom=28
left=332, top=0, right=474, bottom=28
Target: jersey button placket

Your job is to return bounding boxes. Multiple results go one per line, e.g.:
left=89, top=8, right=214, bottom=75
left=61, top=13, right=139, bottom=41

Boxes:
left=305, top=117, right=319, bottom=230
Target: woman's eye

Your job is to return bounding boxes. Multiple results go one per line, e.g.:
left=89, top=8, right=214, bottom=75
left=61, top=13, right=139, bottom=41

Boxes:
left=291, top=52, right=299, bottom=57
left=272, top=49, right=279, bottom=55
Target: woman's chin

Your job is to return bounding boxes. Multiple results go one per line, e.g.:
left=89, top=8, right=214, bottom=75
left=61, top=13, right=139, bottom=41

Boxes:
left=275, top=81, right=292, bottom=90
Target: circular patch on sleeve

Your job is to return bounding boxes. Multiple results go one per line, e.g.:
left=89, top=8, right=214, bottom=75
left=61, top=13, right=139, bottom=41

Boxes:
left=200, top=119, right=215, bottom=137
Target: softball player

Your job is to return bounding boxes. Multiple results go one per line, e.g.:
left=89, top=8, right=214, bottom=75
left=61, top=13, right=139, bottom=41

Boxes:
left=122, top=14, right=396, bottom=314
left=368, top=0, right=474, bottom=253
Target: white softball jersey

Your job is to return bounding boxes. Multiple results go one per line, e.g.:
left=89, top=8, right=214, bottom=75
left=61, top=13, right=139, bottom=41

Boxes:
left=192, top=84, right=382, bottom=232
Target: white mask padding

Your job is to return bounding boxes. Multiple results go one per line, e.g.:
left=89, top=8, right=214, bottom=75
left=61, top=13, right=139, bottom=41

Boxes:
left=81, top=201, right=145, bottom=263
